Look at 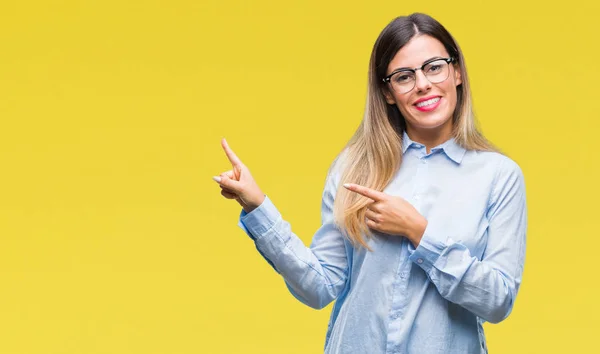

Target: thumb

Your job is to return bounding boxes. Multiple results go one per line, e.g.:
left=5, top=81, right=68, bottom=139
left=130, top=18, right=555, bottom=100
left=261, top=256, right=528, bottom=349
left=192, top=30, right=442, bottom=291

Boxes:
left=215, top=174, right=242, bottom=192
left=222, top=170, right=235, bottom=180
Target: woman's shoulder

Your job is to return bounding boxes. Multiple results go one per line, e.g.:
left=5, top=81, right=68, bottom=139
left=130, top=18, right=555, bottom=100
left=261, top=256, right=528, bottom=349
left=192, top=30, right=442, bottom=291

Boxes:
left=320, top=147, right=352, bottom=195
left=327, top=147, right=350, bottom=176
left=471, top=149, right=522, bottom=169
left=469, top=150, right=525, bottom=187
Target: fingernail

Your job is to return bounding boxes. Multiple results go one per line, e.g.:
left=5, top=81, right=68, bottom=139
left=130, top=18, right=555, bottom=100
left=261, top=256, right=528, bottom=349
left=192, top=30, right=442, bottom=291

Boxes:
left=343, top=183, right=350, bottom=188
left=212, top=176, right=222, bottom=183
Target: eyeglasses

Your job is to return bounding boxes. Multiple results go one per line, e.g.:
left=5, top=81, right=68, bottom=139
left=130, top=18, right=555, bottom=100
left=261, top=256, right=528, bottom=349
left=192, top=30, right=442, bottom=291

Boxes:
left=382, top=57, right=455, bottom=94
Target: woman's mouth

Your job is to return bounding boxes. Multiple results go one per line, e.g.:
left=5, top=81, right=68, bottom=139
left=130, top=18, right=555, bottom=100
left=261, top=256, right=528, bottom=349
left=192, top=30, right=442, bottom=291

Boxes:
left=414, top=97, right=441, bottom=112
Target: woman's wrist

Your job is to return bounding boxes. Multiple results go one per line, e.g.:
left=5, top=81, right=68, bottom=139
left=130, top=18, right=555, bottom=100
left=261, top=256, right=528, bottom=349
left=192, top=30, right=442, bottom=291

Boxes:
left=242, top=193, right=266, bottom=213
left=408, top=215, right=428, bottom=247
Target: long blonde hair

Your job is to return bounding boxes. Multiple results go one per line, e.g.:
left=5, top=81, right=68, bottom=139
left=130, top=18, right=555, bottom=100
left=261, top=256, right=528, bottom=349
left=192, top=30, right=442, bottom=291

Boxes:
left=332, top=13, right=498, bottom=250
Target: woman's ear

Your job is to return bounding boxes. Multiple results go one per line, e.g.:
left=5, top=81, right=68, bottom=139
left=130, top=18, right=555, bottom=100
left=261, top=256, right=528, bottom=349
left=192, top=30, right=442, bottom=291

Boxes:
left=454, top=64, right=462, bottom=86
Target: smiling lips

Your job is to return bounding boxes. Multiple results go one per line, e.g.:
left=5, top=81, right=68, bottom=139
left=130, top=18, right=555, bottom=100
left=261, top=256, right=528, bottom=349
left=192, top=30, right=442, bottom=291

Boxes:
left=414, top=96, right=442, bottom=112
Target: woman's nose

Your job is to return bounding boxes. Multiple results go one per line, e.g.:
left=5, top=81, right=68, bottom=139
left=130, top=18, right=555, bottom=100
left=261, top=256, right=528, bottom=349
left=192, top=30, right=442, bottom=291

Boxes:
left=414, top=70, right=432, bottom=92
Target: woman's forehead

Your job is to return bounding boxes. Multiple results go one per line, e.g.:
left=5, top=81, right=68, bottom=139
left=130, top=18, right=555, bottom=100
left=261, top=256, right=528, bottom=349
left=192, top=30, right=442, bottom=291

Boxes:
left=388, top=35, right=449, bottom=70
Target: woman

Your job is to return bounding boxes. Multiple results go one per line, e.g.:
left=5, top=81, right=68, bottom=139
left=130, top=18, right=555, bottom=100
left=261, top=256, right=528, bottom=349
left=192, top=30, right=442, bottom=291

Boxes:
left=213, top=13, right=527, bottom=354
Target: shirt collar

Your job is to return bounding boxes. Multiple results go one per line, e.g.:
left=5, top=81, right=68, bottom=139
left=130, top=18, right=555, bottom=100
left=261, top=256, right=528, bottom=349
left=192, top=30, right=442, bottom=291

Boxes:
left=401, top=131, right=467, bottom=164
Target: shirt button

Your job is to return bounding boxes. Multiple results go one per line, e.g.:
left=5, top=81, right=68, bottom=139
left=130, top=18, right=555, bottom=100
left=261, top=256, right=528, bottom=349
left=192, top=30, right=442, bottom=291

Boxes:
left=417, top=258, right=424, bottom=264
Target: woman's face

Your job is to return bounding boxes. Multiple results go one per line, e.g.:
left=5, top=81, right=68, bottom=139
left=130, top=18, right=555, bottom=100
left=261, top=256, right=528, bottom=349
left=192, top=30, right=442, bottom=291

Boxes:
left=383, top=35, right=462, bottom=136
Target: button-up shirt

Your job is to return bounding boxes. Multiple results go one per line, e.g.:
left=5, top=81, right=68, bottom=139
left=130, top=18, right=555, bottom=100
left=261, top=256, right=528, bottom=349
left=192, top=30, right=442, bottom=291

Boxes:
left=237, top=132, right=527, bottom=353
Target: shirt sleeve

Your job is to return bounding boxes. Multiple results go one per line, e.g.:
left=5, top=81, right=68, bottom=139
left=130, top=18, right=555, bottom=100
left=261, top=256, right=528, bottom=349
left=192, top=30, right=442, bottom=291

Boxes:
left=237, top=168, right=349, bottom=310
left=407, top=157, right=527, bottom=324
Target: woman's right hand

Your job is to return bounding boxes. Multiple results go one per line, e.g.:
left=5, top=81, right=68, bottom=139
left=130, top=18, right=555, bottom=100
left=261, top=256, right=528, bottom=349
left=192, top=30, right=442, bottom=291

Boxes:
left=213, top=138, right=266, bottom=213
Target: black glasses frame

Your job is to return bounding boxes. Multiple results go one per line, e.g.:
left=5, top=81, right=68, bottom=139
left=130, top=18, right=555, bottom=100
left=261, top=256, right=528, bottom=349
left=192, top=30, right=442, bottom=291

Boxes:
left=382, top=57, right=455, bottom=85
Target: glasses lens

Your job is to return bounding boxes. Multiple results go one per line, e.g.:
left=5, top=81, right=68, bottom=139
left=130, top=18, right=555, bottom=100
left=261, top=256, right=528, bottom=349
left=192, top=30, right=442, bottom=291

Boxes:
left=390, top=71, right=415, bottom=94
left=424, top=60, right=450, bottom=83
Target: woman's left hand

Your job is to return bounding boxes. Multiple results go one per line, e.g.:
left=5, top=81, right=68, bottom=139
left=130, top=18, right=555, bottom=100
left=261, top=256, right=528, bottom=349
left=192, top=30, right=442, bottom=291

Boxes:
left=343, top=183, right=428, bottom=247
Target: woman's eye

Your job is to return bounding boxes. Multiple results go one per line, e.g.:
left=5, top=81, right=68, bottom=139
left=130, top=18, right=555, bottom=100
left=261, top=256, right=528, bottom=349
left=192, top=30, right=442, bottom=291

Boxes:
left=394, top=74, right=412, bottom=83
left=428, top=65, right=442, bottom=72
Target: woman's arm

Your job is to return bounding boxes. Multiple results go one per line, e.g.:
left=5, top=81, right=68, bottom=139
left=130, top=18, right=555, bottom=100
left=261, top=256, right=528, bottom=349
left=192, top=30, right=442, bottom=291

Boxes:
left=408, top=157, right=527, bottom=323
left=214, top=139, right=349, bottom=309
left=237, top=170, right=349, bottom=310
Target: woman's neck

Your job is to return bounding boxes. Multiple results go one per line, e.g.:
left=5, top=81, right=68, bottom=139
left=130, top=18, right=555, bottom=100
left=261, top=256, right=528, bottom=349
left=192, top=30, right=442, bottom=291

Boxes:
left=405, top=122, right=453, bottom=153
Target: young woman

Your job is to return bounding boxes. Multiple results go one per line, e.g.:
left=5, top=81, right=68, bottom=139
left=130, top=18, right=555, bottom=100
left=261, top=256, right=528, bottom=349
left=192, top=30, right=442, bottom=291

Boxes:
left=213, top=13, right=527, bottom=354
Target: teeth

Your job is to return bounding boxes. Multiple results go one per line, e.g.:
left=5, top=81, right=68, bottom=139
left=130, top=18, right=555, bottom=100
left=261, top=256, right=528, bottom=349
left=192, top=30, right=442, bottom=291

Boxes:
left=416, top=97, right=440, bottom=107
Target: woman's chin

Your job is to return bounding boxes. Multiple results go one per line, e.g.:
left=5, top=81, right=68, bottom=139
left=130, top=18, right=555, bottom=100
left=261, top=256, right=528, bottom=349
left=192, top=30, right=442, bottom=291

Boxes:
left=407, top=115, right=452, bottom=131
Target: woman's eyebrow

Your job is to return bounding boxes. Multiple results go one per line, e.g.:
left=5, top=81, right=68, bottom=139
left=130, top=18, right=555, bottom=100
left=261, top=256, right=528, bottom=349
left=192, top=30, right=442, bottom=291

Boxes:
left=391, top=56, right=444, bottom=72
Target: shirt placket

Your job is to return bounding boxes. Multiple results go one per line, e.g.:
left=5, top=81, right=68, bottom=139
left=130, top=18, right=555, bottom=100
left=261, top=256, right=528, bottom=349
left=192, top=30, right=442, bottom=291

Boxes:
left=386, top=149, right=429, bottom=353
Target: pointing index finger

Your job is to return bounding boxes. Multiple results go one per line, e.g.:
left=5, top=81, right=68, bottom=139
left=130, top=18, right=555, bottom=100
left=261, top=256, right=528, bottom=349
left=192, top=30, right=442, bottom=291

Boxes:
left=343, top=183, right=386, bottom=202
left=221, top=138, right=243, bottom=167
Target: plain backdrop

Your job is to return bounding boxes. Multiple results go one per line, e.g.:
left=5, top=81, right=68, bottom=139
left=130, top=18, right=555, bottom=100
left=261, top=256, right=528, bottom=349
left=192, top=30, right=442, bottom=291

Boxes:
left=0, top=1, right=598, bottom=353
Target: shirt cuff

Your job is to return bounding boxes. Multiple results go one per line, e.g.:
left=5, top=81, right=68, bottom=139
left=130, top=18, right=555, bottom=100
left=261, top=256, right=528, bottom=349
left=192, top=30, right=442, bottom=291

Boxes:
left=237, top=195, right=280, bottom=241
left=408, top=222, right=448, bottom=274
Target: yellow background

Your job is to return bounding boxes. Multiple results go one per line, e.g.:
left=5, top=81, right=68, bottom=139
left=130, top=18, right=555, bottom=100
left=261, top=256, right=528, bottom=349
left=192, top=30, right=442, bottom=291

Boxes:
left=0, top=0, right=597, bottom=353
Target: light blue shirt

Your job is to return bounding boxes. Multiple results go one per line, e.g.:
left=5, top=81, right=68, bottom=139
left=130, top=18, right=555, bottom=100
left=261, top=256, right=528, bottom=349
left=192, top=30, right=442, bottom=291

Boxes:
left=237, top=132, right=527, bottom=353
